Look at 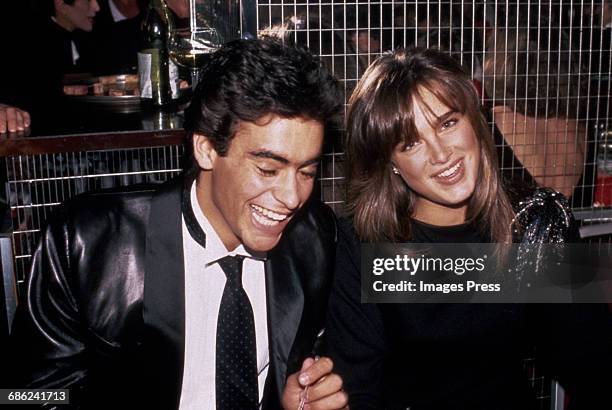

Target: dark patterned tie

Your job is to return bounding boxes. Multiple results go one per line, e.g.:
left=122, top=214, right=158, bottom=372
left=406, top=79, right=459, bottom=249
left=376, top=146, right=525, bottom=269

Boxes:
left=215, top=255, right=259, bottom=409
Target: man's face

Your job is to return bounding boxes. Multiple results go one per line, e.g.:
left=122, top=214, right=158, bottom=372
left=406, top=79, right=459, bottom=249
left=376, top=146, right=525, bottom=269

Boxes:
left=57, top=0, right=100, bottom=32
left=194, top=115, right=323, bottom=252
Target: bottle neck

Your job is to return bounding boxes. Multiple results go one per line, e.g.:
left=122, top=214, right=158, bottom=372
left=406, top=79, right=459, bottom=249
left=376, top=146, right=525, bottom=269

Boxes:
left=149, top=0, right=174, bottom=36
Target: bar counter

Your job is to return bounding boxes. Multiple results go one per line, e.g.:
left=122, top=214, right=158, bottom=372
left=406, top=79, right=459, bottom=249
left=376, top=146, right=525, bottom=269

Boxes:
left=0, top=102, right=189, bottom=295
left=0, top=99, right=187, bottom=156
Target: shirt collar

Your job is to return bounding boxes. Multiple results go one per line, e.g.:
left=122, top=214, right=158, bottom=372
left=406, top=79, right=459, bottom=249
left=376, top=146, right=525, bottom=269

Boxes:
left=109, top=0, right=128, bottom=22
left=182, top=177, right=266, bottom=266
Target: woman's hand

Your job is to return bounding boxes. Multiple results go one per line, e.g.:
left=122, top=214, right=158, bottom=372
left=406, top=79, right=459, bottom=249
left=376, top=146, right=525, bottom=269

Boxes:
left=282, top=356, right=349, bottom=410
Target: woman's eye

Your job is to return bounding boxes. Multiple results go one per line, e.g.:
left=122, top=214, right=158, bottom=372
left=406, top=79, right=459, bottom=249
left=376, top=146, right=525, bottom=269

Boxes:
left=441, top=118, right=458, bottom=130
left=402, top=140, right=421, bottom=151
left=257, top=167, right=277, bottom=177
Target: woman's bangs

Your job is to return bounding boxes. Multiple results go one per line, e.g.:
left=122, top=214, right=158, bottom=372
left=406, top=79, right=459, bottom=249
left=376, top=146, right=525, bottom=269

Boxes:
left=397, top=92, right=420, bottom=147
left=425, top=75, right=471, bottom=115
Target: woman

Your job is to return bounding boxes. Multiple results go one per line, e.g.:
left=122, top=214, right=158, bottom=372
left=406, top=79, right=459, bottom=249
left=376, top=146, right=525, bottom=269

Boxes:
left=325, top=48, right=612, bottom=409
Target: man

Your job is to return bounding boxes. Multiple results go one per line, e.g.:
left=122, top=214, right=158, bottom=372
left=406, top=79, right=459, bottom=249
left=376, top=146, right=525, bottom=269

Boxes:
left=0, top=0, right=100, bottom=132
left=8, top=39, right=347, bottom=410
left=76, top=0, right=188, bottom=76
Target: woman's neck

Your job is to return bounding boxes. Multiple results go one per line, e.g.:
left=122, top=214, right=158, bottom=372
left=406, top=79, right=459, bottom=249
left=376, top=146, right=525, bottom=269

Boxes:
left=412, top=198, right=467, bottom=226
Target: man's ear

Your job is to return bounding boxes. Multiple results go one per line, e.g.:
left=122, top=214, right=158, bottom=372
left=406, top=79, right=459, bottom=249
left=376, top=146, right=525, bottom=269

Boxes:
left=193, top=133, right=218, bottom=170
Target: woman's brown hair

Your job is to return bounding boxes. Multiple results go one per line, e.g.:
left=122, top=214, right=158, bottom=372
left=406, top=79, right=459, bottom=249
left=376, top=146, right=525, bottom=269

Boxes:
left=345, top=47, right=514, bottom=243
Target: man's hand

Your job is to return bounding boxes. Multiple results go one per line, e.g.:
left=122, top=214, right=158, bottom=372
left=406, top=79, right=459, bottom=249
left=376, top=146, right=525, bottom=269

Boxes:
left=0, top=104, right=30, bottom=133
left=282, top=357, right=349, bottom=410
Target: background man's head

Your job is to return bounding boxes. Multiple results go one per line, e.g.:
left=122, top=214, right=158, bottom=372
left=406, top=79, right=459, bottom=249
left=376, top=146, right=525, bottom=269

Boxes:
left=53, top=0, right=100, bottom=32
left=184, top=39, right=341, bottom=252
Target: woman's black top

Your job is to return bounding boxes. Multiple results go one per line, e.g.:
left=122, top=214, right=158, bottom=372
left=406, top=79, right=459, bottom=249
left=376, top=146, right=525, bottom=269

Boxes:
left=326, top=218, right=612, bottom=410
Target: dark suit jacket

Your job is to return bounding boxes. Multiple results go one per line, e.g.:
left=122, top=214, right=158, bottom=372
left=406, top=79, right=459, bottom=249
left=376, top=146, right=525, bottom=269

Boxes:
left=8, top=174, right=337, bottom=409
left=75, top=0, right=143, bottom=75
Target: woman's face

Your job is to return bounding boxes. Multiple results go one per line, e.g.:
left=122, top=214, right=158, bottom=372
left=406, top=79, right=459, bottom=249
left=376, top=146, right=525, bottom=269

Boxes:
left=391, top=87, right=480, bottom=223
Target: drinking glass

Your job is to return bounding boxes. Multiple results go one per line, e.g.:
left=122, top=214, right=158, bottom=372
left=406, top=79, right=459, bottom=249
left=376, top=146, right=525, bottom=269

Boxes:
left=168, top=27, right=220, bottom=90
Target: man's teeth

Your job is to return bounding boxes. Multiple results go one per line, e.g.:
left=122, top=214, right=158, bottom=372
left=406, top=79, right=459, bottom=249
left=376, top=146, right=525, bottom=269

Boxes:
left=251, top=205, right=288, bottom=226
left=436, top=161, right=462, bottom=178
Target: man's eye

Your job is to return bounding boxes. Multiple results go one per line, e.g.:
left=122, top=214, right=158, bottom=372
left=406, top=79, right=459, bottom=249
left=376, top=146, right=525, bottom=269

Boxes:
left=257, top=167, right=277, bottom=177
left=300, top=170, right=317, bottom=179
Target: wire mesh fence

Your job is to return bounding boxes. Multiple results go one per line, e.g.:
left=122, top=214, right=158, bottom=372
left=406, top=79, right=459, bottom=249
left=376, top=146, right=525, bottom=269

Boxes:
left=1, top=1, right=611, bottom=407
left=5, top=145, right=185, bottom=293
left=256, top=0, right=611, bottom=233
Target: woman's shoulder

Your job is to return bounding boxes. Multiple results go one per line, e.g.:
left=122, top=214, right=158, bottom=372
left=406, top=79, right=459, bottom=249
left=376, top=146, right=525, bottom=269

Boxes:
left=508, top=183, right=576, bottom=243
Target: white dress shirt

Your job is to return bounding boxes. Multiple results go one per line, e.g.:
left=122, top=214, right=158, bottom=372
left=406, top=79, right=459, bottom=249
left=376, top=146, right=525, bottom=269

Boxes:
left=179, top=182, right=269, bottom=410
left=108, top=0, right=128, bottom=22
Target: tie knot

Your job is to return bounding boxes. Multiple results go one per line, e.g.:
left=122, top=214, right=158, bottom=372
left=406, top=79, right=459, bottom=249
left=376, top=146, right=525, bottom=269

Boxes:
left=217, top=255, right=246, bottom=285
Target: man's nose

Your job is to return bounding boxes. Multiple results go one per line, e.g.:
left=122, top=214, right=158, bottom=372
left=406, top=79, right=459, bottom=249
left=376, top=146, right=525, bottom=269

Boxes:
left=91, top=0, right=101, bottom=13
left=274, top=172, right=301, bottom=210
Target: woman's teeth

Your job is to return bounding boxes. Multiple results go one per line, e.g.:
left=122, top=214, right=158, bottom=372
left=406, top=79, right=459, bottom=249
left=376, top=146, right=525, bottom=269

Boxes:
left=435, top=161, right=462, bottom=178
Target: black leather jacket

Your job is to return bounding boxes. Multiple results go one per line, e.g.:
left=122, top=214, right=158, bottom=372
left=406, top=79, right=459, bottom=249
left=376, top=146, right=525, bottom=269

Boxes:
left=8, top=175, right=337, bottom=409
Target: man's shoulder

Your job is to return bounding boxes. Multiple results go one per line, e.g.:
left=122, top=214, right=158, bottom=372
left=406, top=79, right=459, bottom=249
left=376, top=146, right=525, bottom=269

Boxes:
left=270, top=198, right=337, bottom=263
left=287, top=198, right=337, bottom=240
left=59, top=184, right=157, bottom=218
left=50, top=177, right=182, bottom=230
left=298, top=197, right=336, bottom=222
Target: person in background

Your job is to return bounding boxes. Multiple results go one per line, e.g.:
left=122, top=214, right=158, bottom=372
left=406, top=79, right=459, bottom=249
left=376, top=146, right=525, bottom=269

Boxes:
left=0, top=0, right=100, bottom=129
left=483, top=4, right=591, bottom=206
left=8, top=38, right=348, bottom=410
left=589, top=0, right=612, bottom=84
left=587, top=0, right=611, bottom=122
left=76, top=0, right=145, bottom=75
left=0, top=104, right=30, bottom=134
left=77, top=0, right=190, bottom=75
left=325, top=47, right=612, bottom=409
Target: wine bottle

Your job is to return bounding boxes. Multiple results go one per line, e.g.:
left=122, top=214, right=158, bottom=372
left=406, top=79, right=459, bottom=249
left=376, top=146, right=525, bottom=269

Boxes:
left=138, top=0, right=174, bottom=107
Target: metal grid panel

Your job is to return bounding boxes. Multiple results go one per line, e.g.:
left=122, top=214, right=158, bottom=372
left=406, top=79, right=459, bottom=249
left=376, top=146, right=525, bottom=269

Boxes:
left=6, top=145, right=185, bottom=295
left=1, top=2, right=610, bottom=405
left=257, top=0, right=612, bottom=228
left=255, top=2, right=611, bottom=407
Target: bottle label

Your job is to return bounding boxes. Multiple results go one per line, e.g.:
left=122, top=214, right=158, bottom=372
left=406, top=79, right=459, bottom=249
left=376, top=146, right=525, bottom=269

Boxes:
left=169, top=60, right=179, bottom=98
left=138, top=51, right=153, bottom=98
left=138, top=50, right=180, bottom=99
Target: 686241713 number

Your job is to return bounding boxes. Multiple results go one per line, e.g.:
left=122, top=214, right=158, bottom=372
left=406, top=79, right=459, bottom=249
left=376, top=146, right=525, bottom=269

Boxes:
left=0, top=389, right=69, bottom=404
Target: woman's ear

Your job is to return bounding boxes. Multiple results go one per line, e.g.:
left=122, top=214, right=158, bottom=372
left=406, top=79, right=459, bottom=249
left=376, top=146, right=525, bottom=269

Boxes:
left=192, top=133, right=218, bottom=170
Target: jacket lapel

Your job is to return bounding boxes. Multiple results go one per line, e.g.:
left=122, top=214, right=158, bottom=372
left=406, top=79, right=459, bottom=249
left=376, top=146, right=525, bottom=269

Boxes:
left=264, top=242, right=305, bottom=404
left=143, top=175, right=186, bottom=409
left=141, top=174, right=313, bottom=407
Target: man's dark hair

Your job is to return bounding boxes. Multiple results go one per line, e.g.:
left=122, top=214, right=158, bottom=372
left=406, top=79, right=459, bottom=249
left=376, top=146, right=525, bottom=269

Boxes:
left=36, top=0, right=76, bottom=18
left=183, top=38, right=341, bottom=156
